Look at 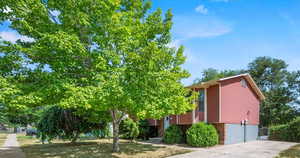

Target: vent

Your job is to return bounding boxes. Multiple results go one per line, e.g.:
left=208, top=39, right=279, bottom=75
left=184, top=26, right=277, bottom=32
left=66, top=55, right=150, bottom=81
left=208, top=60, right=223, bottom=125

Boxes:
left=241, top=78, right=247, bottom=88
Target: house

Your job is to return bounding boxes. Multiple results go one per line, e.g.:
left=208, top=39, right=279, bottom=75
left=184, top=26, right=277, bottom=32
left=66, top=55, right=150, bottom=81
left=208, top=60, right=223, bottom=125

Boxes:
left=148, top=73, right=265, bottom=145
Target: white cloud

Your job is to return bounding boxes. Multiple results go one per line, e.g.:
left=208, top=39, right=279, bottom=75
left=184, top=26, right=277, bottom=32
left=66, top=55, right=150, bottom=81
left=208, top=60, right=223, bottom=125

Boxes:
left=195, top=5, right=208, bottom=15
left=0, top=31, right=34, bottom=43
left=173, top=16, right=232, bottom=39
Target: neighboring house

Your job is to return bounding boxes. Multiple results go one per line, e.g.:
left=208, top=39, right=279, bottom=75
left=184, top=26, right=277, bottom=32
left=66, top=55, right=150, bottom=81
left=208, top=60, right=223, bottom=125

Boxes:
left=148, top=73, right=265, bottom=145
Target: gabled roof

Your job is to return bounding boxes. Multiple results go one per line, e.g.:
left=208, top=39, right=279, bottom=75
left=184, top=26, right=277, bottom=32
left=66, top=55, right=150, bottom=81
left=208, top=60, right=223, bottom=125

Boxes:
left=186, top=73, right=265, bottom=101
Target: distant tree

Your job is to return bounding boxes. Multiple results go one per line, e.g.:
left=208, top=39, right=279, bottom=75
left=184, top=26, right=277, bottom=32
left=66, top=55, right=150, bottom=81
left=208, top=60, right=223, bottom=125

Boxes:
left=0, top=103, right=8, bottom=129
left=248, top=56, right=300, bottom=126
left=6, top=106, right=39, bottom=128
left=194, top=68, right=244, bottom=83
left=37, top=106, right=109, bottom=143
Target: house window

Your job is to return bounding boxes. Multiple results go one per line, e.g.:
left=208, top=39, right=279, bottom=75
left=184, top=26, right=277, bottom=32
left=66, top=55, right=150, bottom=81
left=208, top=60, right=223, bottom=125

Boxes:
left=199, top=89, right=205, bottom=112
left=241, top=78, right=247, bottom=88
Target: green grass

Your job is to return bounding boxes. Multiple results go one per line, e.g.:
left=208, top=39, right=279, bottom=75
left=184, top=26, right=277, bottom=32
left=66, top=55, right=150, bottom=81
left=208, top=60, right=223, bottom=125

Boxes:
left=17, top=134, right=191, bottom=158
left=276, top=144, right=300, bottom=158
left=17, top=135, right=34, bottom=139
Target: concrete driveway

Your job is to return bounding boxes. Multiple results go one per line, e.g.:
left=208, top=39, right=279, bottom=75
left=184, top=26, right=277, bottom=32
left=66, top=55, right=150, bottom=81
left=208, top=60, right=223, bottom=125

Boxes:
left=169, top=141, right=298, bottom=158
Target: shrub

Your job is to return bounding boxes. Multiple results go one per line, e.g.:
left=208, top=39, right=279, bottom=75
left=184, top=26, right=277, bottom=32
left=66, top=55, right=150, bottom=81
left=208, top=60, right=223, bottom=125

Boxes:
left=37, top=106, right=108, bottom=143
left=91, top=123, right=112, bottom=138
left=120, top=118, right=139, bottom=140
left=269, top=117, right=300, bottom=142
left=186, top=122, right=219, bottom=147
left=287, top=117, right=300, bottom=142
left=138, top=120, right=151, bottom=140
left=269, top=124, right=289, bottom=141
left=163, top=125, right=183, bottom=144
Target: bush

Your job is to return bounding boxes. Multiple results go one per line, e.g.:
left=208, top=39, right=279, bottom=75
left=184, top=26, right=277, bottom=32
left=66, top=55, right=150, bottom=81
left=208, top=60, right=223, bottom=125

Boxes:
left=37, top=106, right=109, bottom=143
left=269, top=124, right=288, bottom=141
left=138, top=120, right=151, bottom=140
left=120, top=118, right=139, bottom=140
left=163, top=125, right=183, bottom=144
left=269, top=117, right=300, bottom=142
left=91, top=123, right=112, bottom=138
left=186, top=122, right=219, bottom=147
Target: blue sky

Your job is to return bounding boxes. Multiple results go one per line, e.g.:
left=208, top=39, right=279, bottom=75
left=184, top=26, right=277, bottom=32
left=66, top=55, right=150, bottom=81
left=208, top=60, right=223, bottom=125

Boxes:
left=151, top=0, right=300, bottom=85
left=1, top=0, right=300, bottom=86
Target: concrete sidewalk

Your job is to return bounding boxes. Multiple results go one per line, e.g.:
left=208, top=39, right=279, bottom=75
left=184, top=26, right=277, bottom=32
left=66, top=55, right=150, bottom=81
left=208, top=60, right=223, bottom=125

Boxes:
left=168, top=140, right=298, bottom=158
left=0, top=134, right=26, bottom=158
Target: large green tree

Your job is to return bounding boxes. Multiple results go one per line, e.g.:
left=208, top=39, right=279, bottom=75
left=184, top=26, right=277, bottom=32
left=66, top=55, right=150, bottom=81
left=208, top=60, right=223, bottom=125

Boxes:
left=0, top=39, right=43, bottom=128
left=248, top=56, right=300, bottom=126
left=0, top=0, right=193, bottom=152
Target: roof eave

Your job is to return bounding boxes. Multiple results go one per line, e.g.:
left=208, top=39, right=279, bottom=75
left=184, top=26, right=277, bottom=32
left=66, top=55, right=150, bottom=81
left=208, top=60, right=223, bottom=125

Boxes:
left=185, top=73, right=266, bottom=101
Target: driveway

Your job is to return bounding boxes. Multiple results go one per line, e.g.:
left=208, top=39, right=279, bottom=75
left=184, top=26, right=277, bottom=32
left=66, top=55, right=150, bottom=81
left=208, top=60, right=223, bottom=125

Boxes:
left=168, top=140, right=298, bottom=158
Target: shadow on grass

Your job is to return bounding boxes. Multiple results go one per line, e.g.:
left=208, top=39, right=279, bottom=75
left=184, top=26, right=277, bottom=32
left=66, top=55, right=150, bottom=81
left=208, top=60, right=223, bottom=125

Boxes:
left=21, top=140, right=164, bottom=158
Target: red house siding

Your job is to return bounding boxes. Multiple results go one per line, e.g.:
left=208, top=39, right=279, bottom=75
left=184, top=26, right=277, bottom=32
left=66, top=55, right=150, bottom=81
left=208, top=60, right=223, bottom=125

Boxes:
left=195, top=111, right=204, bottom=122
left=148, top=119, right=156, bottom=126
left=177, top=112, right=193, bottom=124
left=169, top=115, right=177, bottom=125
left=220, top=77, right=260, bottom=125
left=207, top=85, right=219, bottom=123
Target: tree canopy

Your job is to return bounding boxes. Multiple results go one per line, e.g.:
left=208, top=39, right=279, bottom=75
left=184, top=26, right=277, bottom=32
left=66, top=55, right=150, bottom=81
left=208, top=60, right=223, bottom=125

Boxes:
left=0, top=0, right=193, bottom=152
left=194, top=68, right=244, bottom=83
left=248, top=57, right=300, bottom=126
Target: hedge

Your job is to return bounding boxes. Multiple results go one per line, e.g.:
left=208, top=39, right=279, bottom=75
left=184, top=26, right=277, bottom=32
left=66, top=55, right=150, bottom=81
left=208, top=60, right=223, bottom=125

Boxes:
left=186, top=122, right=219, bottom=147
left=163, top=125, right=183, bottom=144
left=269, top=117, right=300, bottom=142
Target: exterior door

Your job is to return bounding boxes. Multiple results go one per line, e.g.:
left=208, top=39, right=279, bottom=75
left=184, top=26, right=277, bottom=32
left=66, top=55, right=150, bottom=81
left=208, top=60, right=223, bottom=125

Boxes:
left=164, top=117, right=170, bottom=130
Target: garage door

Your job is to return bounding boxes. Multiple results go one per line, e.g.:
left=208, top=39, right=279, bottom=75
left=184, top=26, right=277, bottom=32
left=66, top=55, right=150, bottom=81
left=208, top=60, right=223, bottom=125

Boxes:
left=225, top=124, right=258, bottom=144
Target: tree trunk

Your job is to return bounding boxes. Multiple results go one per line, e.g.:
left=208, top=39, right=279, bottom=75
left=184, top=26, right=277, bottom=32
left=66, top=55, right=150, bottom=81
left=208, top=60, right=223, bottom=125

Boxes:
left=112, top=121, right=120, bottom=152
left=111, top=109, right=125, bottom=152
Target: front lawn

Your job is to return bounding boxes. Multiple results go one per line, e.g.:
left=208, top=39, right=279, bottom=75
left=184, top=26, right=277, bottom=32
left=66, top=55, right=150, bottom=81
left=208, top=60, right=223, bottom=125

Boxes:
left=0, top=132, right=8, bottom=146
left=277, top=144, right=300, bottom=158
left=17, top=135, right=191, bottom=158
